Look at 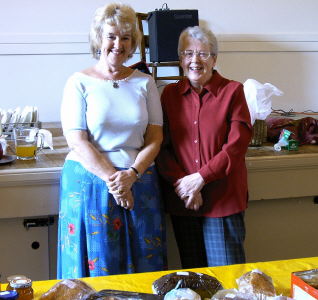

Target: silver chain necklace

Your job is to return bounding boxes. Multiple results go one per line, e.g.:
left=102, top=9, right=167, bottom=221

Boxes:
left=106, top=77, right=128, bottom=89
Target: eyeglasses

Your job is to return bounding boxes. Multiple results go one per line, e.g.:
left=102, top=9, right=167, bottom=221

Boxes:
left=180, top=50, right=214, bottom=61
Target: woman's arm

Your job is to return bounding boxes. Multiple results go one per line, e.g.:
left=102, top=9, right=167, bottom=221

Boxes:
left=107, top=124, right=163, bottom=210
left=108, top=124, right=163, bottom=187
left=132, top=124, right=163, bottom=174
left=198, top=84, right=252, bottom=183
left=66, top=130, right=135, bottom=209
left=65, top=130, right=116, bottom=182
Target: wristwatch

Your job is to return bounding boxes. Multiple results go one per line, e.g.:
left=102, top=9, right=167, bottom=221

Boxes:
left=130, top=166, right=141, bottom=179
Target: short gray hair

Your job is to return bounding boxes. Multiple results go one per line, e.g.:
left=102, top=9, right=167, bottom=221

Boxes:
left=178, top=26, right=218, bottom=57
left=89, top=3, right=141, bottom=60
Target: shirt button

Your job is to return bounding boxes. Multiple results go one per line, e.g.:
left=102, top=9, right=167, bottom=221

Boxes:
left=195, top=159, right=199, bottom=163
left=194, top=121, right=197, bottom=125
left=194, top=140, right=198, bottom=143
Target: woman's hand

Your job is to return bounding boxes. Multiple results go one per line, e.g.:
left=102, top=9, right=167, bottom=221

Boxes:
left=174, top=172, right=205, bottom=199
left=107, top=169, right=137, bottom=210
left=113, top=189, right=134, bottom=210
left=184, top=192, right=203, bottom=211
left=107, top=169, right=137, bottom=194
left=65, top=130, right=117, bottom=182
left=174, top=172, right=205, bottom=210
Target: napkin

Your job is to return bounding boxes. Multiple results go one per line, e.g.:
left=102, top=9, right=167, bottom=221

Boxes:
left=0, top=137, right=7, bottom=155
left=38, top=129, right=53, bottom=149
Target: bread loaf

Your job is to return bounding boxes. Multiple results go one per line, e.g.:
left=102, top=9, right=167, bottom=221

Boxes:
left=152, top=271, right=223, bottom=299
left=39, top=279, right=95, bottom=300
left=237, top=269, right=276, bottom=296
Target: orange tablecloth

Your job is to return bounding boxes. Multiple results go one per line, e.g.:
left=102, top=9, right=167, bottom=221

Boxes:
left=1, top=257, right=318, bottom=299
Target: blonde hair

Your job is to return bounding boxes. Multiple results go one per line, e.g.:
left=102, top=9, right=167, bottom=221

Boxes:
left=89, top=3, right=141, bottom=59
left=178, top=26, right=218, bottom=57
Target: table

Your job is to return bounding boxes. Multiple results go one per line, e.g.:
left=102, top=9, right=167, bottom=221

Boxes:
left=1, top=257, right=317, bottom=299
left=2, top=136, right=318, bottom=220
left=1, top=136, right=318, bottom=204
left=246, top=143, right=318, bottom=200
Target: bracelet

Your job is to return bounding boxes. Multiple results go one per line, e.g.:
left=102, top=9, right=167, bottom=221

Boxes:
left=130, top=166, right=141, bottom=179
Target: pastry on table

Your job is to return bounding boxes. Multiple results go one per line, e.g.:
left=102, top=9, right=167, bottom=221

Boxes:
left=39, top=279, right=95, bottom=300
left=237, top=269, right=276, bottom=297
left=152, top=271, right=223, bottom=299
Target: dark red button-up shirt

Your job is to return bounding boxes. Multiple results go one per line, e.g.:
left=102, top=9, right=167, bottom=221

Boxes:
left=157, top=71, right=252, bottom=217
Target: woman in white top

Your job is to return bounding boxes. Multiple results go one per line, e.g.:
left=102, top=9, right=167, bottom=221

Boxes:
left=57, top=3, right=166, bottom=278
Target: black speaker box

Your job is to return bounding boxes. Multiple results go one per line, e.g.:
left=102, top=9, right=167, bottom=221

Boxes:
left=147, top=9, right=199, bottom=62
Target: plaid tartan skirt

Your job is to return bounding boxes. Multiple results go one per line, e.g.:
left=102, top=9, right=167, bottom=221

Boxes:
left=171, top=212, right=246, bottom=268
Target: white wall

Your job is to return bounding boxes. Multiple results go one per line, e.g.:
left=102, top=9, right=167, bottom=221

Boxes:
left=1, top=0, right=318, bottom=121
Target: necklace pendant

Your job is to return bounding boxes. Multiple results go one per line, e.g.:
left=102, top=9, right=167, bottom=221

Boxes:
left=112, top=81, right=119, bottom=88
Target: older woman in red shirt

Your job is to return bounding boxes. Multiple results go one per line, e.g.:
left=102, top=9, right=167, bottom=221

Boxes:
left=157, top=26, right=252, bottom=268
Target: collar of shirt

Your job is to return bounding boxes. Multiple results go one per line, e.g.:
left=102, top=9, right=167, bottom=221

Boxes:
left=177, top=70, right=224, bottom=97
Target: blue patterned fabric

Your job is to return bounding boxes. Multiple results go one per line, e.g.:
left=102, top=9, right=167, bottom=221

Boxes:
left=57, top=160, right=167, bottom=279
left=171, top=212, right=245, bottom=268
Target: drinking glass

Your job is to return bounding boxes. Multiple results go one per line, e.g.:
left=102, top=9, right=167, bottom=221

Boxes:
left=13, top=128, right=43, bottom=160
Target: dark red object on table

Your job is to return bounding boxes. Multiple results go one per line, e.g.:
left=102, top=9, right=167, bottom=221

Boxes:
left=266, top=116, right=318, bottom=145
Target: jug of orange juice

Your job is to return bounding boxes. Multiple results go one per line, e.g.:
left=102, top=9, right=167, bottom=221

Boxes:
left=13, top=127, right=43, bottom=160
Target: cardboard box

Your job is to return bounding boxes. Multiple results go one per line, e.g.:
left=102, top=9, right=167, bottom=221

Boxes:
left=292, top=269, right=318, bottom=299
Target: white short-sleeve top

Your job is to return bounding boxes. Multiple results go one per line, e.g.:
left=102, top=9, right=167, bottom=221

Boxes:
left=61, top=69, right=163, bottom=168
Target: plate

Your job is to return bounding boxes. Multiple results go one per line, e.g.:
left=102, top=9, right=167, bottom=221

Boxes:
left=3, top=110, right=12, bottom=124
left=19, top=106, right=30, bottom=124
left=23, top=110, right=33, bottom=124
left=0, top=155, right=17, bottom=165
left=32, top=106, right=38, bottom=122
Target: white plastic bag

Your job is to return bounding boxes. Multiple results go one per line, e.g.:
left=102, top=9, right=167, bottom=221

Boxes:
left=243, top=79, right=283, bottom=125
left=163, top=279, right=201, bottom=300
left=164, top=288, right=201, bottom=300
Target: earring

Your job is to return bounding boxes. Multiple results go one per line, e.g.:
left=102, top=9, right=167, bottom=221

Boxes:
left=96, top=49, right=101, bottom=56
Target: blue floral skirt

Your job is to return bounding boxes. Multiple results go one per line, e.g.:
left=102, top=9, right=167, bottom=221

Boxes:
left=57, top=160, right=167, bottom=279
